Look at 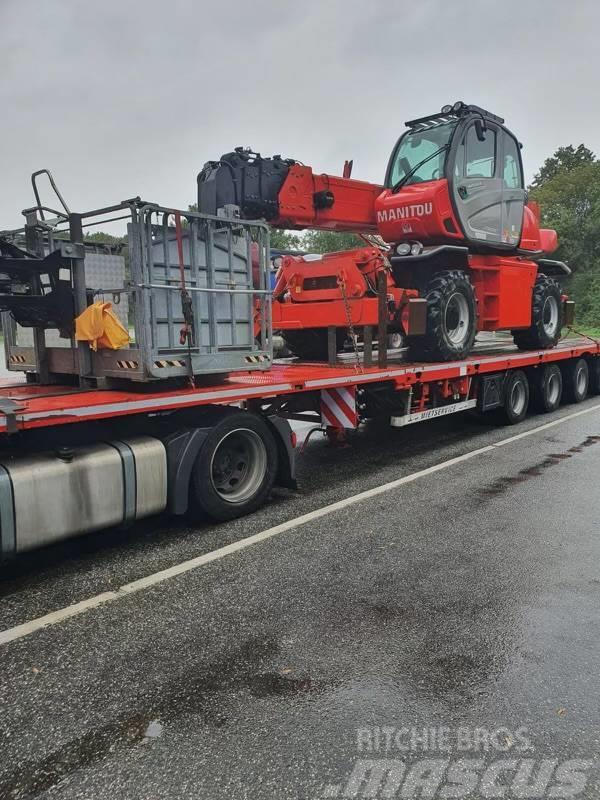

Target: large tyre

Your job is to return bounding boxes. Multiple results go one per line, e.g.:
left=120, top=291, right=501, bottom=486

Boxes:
left=561, top=358, right=589, bottom=404
left=587, top=357, right=600, bottom=395
left=407, top=270, right=477, bottom=361
left=282, top=328, right=346, bottom=361
left=529, top=364, right=562, bottom=413
left=502, top=369, right=530, bottom=424
left=189, top=412, right=278, bottom=521
left=513, top=274, right=562, bottom=350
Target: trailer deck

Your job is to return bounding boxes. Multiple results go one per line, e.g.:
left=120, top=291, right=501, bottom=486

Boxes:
left=0, top=337, right=597, bottom=434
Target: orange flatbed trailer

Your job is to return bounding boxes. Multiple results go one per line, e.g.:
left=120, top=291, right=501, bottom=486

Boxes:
left=0, top=338, right=597, bottom=434
left=0, top=336, right=598, bottom=557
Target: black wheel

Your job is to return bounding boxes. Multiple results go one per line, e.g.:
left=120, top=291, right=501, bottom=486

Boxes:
left=587, top=357, right=600, bottom=395
left=387, top=331, right=404, bottom=350
left=561, top=358, right=589, bottom=403
left=407, top=270, right=477, bottom=362
left=189, top=412, right=278, bottom=521
left=513, top=274, right=562, bottom=350
left=529, top=364, right=562, bottom=413
left=502, top=370, right=529, bottom=424
left=282, top=328, right=346, bottom=361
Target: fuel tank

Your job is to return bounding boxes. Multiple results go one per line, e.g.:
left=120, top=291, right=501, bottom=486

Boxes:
left=0, top=437, right=167, bottom=555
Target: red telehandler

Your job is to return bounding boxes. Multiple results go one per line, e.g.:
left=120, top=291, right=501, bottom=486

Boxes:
left=198, top=101, right=571, bottom=362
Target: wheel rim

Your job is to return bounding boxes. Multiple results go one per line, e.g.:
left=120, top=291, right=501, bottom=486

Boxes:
left=210, top=428, right=267, bottom=504
left=510, top=380, right=527, bottom=416
left=444, top=292, right=470, bottom=346
left=542, top=296, right=559, bottom=336
left=547, top=372, right=560, bottom=405
left=576, top=364, right=588, bottom=395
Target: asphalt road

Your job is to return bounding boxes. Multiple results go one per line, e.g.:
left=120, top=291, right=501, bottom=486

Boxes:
left=1, top=399, right=600, bottom=799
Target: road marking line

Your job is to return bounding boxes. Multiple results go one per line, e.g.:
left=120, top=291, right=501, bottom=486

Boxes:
left=491, top=403, right=600, bottom=447
left=1, top=402, right=599, bottom=647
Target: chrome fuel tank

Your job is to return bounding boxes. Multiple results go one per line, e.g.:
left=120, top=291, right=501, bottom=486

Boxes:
left=0, top=436, right=167, bottom=555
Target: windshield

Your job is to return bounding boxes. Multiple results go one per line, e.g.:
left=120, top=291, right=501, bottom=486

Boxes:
left=387, top=121, right=458, bottom=188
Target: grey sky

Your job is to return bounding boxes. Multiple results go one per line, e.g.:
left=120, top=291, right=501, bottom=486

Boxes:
left=2, top=0, right=599, bottom=231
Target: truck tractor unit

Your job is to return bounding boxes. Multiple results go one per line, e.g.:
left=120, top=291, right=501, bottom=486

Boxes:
left=198, top=102, right=571, bottom=362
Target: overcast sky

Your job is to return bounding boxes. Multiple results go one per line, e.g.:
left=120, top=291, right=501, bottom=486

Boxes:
left=2, top=0, right=599, bottom=231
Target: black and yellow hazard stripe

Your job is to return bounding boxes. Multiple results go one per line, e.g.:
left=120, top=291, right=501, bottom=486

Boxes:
left=154, top=359, right=186, bottom=368
left=245, top=354, right=270, bottom=364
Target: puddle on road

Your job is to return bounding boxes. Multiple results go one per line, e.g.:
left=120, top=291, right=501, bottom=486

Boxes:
left=478, top=435, right=600, bottom=498
left=0, top=634, right=330, bottom=799
left=248, top=671, right=329, bottom=698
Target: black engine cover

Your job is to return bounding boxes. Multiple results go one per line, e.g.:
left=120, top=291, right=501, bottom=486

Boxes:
left=197, top=148, right=294, bottom=220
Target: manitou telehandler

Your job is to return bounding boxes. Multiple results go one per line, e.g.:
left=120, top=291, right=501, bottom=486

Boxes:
left=198, top=101, right=571, bottom=362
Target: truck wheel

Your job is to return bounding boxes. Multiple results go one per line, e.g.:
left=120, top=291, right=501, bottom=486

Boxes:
left=189, top=412, right=278, bottom=521
left=503, top=370, right=529, bottom=424
left=561, top=358, right=589, bottom=403
left=587, top=357, right=600, bottom=395
left=513, top=274, right=562, bottom=350
left=530, top=364, right=562, bottom=413
left=282, top=329, right=346, bottom=361
left=407, top=270, right=477, bottom=362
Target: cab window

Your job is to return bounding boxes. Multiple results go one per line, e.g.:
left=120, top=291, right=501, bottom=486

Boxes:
left=388, top=121, right=457, bottom=187
left=464, top=126, right=496, bottom=178
left=503, top=135, right=523, bottom=189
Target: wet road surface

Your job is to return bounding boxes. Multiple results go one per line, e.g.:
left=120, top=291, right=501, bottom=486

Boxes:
left=1, top=400, right=600, bottom=798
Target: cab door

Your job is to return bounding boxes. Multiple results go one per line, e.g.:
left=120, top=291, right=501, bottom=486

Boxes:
left=451, top=122, right=504, bottom=247
left=500, top=133, right=526, bottom=247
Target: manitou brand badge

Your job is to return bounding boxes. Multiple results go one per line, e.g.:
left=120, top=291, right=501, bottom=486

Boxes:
left=377, top=202, right=433, bottom=223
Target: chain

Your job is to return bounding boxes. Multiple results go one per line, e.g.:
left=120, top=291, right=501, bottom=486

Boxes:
left=337, top=273, right=363, bottom=373
left=562, top=325, right=599, bottom=345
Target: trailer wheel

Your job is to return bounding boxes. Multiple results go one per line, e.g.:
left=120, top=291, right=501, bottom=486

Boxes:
left=502, top=370, right=529, bottom=424
left=282, top=328, right=346, bottom=361
left=587, top=357, right=600, bottom=395
left=530, top=364, right=562, bottom=413
left=189, top=413, right=278, bottom=521
left=561, top=358, right=589, bottom=403
left=513, top=274, right=562, bottom=350
left=407, top=270, right=477, bottom=362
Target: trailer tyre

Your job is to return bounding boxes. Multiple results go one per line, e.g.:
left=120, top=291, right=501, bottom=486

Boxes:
left=407, top=270, right=477, bottom=362
left=513, top=274, right=562, bottom=350
left=561, top=357, right=589, bottom=403
left=503, top=370, right=529, bottom=424
left=529, top=364, right=562, bottom=413
left=587, top=357, right=600, bottom=395
left=189, top=413, right=278, bottom=521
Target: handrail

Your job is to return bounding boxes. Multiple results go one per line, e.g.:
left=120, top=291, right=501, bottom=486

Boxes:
left=30, top=170, right=70, bottom=221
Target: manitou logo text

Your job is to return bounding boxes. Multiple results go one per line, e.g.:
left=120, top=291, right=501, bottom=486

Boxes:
left=377, top=203, right=432, bottom=223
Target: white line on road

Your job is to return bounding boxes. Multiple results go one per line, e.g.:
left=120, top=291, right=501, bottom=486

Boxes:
left=1, top=402, right=599, bottom=647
